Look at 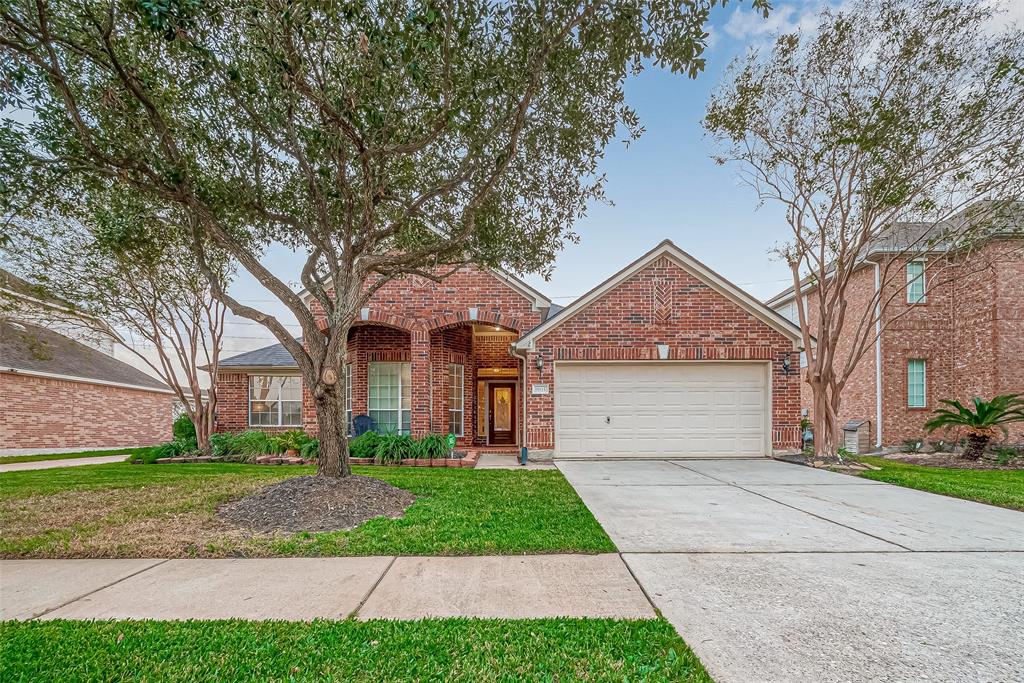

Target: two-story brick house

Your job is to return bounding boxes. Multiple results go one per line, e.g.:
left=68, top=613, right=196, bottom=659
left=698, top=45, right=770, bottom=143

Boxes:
left=767, top=214, right=1024, bottom=448
left=215, top=240, right=805, bottom=458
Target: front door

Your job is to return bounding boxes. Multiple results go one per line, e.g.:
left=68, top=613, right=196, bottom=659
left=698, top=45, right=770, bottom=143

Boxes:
left=488, top=383, right=516, bottom=445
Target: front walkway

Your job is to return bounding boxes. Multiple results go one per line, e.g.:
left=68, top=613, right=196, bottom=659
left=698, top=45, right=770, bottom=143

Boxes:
left=0, top=554, right=652, bottom=621
left=557, top=458, right=1024, bottom=683
left=0, top=455, right=128, bottom=472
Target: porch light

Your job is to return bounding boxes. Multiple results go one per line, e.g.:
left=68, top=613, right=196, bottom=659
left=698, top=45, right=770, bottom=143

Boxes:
left=782, top=352, right=796, bottom=375
left=534, top=356, right=544, bottom=371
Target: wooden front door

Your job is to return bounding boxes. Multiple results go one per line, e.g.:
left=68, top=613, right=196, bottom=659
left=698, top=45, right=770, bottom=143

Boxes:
left=488, top=383, right=516, bottom=445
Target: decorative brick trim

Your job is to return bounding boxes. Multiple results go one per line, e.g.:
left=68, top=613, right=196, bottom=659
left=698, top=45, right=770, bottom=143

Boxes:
left=552, top=345, right=775, bottom=361
left=367, top=350, right=410, bottom=362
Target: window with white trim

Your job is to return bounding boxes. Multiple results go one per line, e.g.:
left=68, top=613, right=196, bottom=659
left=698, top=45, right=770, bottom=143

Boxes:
left=908, top=359, right=926, bottom=408
left=448, top=364, right=464, bottom=436
left=249, top=376, right=302, bottom=426
left=906, top=261, right=926, bottom=304
left=344, top=364, right=352, bottom=435
left=368, top=362, right=411, bottom=434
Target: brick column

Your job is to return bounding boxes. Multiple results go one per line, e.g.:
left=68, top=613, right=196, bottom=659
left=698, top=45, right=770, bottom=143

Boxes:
left=410, top=330, right=431, bottom=437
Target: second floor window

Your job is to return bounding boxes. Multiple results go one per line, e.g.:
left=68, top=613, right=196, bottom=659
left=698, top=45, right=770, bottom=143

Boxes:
left=249, top=376, right=302, bottom=427
left=906, top=261, right=926, bottom=304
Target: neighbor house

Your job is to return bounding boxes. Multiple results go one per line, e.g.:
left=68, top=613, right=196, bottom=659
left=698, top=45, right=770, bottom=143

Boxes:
left=0, top=319, right=174, bottom=450
left=215, top=240, right=804, bottom=458
left=767, top=208, right=1024, bottom=447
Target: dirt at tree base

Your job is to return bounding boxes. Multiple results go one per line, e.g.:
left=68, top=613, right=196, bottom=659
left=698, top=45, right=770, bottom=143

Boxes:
left=217, top=475, right=416, bottom=533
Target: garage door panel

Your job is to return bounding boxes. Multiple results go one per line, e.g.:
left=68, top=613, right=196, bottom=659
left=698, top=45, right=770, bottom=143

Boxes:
left=555, top=363, right=767, bottom=458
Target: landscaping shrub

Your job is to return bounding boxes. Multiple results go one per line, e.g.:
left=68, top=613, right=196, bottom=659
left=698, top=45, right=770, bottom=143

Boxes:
left=348, top=432, right=381, bottom=459
left=172, top=413, right=197, bottom=443
left=209, top=432, right=236, bottom=458
left=901, top=438, right=923, bottom=453
left=374, top=434, right=414, bottom=464
left=416, top=433, right=450, bottom=459
left=300, top=438, right=319, bottom=460
left=993, top=445, right=1020, bottom=465
left=929, top=440, right=951, bottom=453
left=270, top=429, right=311, bottom=454
left=136, top=438, right=197, bottom=464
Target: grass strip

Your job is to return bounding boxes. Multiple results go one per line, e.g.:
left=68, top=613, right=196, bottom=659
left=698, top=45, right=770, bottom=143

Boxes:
left=0, top=617, right=713, bottom=682
left=857, top=456, right=1024, bottom=510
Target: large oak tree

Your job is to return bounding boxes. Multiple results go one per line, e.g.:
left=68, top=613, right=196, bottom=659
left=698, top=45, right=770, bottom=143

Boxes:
left=2, top=0, right=763, bottom=476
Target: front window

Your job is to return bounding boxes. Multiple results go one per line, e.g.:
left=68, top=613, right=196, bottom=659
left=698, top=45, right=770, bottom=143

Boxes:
left=249, top=376, right=302, bottom=426
left=449, top=364, right=464, bottom=437
left=907, top=359, right=926, bottom=408
left=906, top=261, right=926, bottom=304
left=368, top=362, right=411, bottom=434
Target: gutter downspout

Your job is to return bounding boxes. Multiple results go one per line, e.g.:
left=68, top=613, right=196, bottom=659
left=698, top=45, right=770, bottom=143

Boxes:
left=873, top=262, right=883, bottom=447
left=511, top=343, right=530, bottom=463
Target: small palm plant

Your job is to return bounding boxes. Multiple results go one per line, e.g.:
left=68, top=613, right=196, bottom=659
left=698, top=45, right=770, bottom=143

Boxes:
left=924, top=394, right=1024, bottom=460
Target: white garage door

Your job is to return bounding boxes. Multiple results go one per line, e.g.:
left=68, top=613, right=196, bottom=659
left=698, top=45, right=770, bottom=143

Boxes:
left=554, top=362, right=768, bottom=458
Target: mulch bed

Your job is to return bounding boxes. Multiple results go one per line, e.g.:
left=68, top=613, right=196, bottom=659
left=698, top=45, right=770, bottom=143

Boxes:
left=217, top=475, right=416, bottom=534
left=879, top=452, right=1024, bottom=470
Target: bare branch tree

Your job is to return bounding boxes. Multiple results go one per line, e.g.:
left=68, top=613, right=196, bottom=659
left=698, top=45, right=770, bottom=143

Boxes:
left=705, top=0, right=1024, bottom=457
left=1, top=212, right=229, bottom=452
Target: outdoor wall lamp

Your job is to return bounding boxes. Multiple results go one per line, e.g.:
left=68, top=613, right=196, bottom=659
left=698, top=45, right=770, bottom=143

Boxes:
left=534, top=355, right=544, bottom=372
left=782, top=352, right=794, bottom=375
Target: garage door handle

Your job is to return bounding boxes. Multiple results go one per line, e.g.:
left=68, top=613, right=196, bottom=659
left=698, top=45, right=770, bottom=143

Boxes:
left=605, top=416, right=611, bottom=424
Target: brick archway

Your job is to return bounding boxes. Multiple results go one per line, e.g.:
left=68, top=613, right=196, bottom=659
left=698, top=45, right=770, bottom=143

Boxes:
left=424, top=309, right=521, bottom=334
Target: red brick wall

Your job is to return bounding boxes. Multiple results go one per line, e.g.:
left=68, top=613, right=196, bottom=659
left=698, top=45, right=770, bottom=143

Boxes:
left=474, top=333, right=519, bottom=369
left=524, top=256, right=802, bottom=452
left=1, top=372, right=172, bottom=449
left=794, top=238, right=1024, bottom=446
left=308, top=266, right=544, bottom=333
left=216, top=265, right=541, bottom=443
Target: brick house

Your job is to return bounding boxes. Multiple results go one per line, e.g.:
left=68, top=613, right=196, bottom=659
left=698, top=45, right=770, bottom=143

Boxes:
left=215, top=240, right=804, bottom=458
left=767, top=224, right=1024, bottom=448
left=1, top=319, right=174, bottom=450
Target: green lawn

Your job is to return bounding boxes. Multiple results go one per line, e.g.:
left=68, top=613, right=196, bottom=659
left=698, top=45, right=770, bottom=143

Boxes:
left=856, top=457, right=1024, bottom=510
left=0, top=618, right=711, bottom=682
left=0, top=463, right=614, bottom=558
left=0, top=447, right=151, bottom=465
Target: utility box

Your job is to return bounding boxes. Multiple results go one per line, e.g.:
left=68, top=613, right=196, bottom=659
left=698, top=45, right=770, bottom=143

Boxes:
left=843, top=419, right=871, bottom=454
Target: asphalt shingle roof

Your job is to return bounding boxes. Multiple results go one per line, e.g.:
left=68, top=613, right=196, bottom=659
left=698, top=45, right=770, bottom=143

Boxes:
left=219, top=341, right=300, bottom=368
left=0, top=319, right=169, bottom=391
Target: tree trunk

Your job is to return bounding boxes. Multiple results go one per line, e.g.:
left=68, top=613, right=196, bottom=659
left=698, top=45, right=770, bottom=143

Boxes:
left=962, top=433, right=989, bottom=461
left=810, top=379, right=842, bottom=458
left=314, top=385, right=350, bottom=478
left=194, top=411, right=212, bottom=454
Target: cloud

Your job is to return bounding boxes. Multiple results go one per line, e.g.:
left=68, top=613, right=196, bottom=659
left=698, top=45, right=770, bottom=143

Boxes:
left=722, top=1, right=834, bottom=45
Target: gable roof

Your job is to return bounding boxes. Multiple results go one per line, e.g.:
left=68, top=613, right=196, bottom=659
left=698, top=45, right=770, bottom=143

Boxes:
left=514, top=240, right=804, bottom=350
left=219, top=341, right=300, bottom=369
left=0, top=319, right=171, bottom=393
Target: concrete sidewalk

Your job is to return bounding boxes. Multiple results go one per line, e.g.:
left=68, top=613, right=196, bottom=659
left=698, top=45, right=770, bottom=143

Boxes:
left=0, top=455, right=128, bottom=472
left=0, top=554, right=654, bottom=621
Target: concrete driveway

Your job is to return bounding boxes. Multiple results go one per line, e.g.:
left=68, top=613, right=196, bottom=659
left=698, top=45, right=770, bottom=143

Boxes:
left=558, top=458, right=1024, bottom=683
